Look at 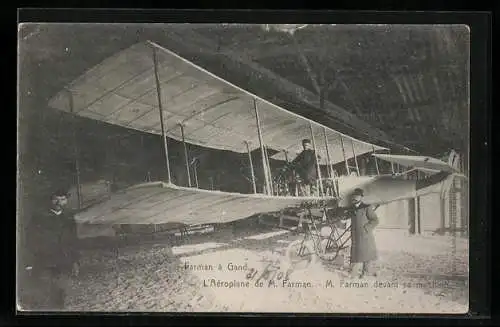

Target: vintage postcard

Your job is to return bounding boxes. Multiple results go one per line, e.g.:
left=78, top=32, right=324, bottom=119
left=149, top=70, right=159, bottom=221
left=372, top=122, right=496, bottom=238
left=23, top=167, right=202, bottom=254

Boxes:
left=17, top=23, right=469, bottom=314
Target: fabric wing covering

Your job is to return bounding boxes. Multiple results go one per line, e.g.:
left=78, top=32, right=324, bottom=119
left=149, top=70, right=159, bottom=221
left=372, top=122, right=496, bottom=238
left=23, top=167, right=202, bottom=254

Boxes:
left=74, top=182, right=320, bottom=225
left=48, top=41, right=387, bottom=166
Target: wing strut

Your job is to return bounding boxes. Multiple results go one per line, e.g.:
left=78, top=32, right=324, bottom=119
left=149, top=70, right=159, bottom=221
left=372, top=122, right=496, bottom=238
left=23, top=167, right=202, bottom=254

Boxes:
left=264, top=145, right=274, bottom=195
left=323, top=127, right=333, bottom=179
left=339, top=133, right=349, bottom=175
left=179, top=123, right=192, bottom=187
left=193, top=159, right=199, bottom=188
left=244, top=141, right=257, bottom=194
left=283, top=149, right=292, bottom=196
left=372, top=145, right=380, bottom=175
left=152, top=46, right=172, bottom=184
left=67, top=89, right=82, bottom=209
left=350, top=139, right=361, bottom=176
left=253, top=98, right=271, bottom=195
left=309, top=122, right=324, bottom=196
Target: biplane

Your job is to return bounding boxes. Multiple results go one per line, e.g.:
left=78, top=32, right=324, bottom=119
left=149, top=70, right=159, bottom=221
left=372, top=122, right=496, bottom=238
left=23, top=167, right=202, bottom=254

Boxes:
left=47, top=40, right=465, bottom=239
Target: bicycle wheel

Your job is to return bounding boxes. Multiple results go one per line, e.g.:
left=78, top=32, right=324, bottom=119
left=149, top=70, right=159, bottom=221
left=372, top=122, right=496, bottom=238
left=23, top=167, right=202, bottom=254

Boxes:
left=285, top=239, right=316, bottom=270
left=316, top=238, right=343, bottom=262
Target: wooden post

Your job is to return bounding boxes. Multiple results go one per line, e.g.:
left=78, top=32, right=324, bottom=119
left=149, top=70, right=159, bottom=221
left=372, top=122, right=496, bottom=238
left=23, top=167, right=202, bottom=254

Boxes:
left=245, top=141, right=257, bottom=194
left=408, top=197, right=416, bottom=235
left=350, top=139, right=360, bottom=176
left=460, top=153, right=468, bottom=236
left=309, top=122, right=324, bottom=197
left=339, top=134, right=349, bottom=175
left=67, top=90, right=82, bottom=209
left=179, top=124, right=192, bottom=187
left=253, top=98, right=271, bottom=195
left=416, top=196, right=421, bottom=234
left=442, top=193, right=449, bottom=231
left=152, top=46, right=172, bottom=184
left=449, top=184, right=457, bottom=236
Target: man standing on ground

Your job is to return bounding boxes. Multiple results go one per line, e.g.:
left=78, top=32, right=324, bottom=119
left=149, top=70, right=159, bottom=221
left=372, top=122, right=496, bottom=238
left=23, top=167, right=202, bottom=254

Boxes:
left=347, top=188, right=379, bottom=278
left=24, top=187, right=80, bottom=310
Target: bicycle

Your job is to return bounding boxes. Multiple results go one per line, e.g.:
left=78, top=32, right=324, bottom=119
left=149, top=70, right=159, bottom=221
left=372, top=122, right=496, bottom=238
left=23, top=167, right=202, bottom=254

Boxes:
left=284, top=206, right=352, bottom=271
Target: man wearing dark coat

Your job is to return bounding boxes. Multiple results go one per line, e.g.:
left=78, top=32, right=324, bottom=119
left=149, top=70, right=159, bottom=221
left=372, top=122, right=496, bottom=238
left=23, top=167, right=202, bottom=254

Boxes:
left=23, top=187, right=80, bottom=309
left=347, top=188, right=379, bottom=278
left=289, top=139, right=321, bottom=197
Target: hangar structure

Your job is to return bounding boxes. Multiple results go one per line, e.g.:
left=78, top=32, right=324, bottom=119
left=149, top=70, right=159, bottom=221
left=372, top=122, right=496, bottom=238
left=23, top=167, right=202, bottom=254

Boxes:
left=18, top=24, right=469, bottom=236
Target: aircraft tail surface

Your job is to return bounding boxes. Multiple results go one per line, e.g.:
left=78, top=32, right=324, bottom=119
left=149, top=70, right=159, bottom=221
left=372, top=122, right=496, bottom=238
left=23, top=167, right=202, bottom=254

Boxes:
left=415, top=149, right=466, bottom=197
left=447, top=149, right=461, bottom=171
left=373, top=150, right=463, bottom=175
left=372, top=149, right=467, bottom=198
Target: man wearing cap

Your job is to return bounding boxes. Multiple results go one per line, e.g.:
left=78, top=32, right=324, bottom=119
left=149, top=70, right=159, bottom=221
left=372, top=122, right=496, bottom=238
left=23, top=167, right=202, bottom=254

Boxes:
left=347, top=188, right=379, bottom=278
left=24, top=187, right=80, bottom=309
left=289, top=139, right=320, bottom=197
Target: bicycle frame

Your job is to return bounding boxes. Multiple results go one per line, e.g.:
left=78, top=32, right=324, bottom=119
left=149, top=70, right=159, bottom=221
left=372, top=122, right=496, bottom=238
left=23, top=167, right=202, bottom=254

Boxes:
left=296, top=209, right=351, bottom=261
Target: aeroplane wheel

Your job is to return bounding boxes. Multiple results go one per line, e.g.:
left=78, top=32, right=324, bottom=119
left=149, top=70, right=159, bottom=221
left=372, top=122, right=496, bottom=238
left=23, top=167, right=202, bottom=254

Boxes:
left=284, top=239, right=316, bottom=271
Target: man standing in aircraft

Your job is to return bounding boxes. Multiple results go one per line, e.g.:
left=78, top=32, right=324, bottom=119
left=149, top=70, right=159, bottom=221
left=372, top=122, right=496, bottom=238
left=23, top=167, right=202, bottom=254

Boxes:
left=24, top=187, right=80, bottom=309
left=347, top=188, right=379, bottom=278
left=289, top=139, right=320, bottom=197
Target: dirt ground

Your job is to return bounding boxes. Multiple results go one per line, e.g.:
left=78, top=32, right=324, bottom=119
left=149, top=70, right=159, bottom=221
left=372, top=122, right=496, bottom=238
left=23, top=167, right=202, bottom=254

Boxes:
left=55, top=221, right=468, bottom=313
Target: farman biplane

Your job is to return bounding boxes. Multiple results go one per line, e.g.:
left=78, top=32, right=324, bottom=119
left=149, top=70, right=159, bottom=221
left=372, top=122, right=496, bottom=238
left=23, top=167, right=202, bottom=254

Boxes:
left=47, top=41, right=465, bottom=244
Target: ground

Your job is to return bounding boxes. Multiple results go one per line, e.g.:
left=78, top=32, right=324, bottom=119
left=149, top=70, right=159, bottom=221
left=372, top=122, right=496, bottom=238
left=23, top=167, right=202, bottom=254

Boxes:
left=27, top=221, right=469, bottom=313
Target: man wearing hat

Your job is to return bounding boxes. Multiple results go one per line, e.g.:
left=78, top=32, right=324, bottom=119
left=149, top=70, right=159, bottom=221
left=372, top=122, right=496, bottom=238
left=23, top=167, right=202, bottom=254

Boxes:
left=289, top=138, right=321, bottom=197
left=347, top=187, right=379, bottom=278
left=23, top=186, right=80, bottom=309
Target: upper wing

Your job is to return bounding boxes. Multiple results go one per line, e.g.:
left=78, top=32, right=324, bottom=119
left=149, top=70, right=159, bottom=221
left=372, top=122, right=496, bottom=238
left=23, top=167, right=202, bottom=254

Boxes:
left=48, top=41, right=387, bottom=166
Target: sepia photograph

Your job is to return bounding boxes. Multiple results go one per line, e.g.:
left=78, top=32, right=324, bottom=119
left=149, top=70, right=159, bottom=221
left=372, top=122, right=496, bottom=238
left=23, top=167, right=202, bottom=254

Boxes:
left=17, top=23, right=470, bottom=314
